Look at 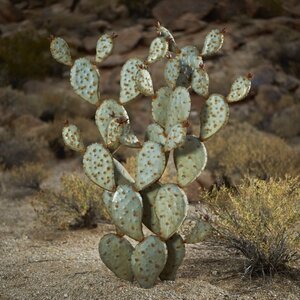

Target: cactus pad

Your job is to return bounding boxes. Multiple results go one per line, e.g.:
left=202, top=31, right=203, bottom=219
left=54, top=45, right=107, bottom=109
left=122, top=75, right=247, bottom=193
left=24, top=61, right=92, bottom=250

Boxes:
left=156, top=23, right=177, bottom=52
left=111, top=185, right=144, bottom=241
left=136, top=68, right=154, bottom=96
left=227, top=75, right=251, bottom=103
left=191, top=68, right=209, bottom=97
left=200, top=94, right=229, bottom=140
left=95, top=99, right=128, bottom=144
left=141, top=183, right=161, bottom=235
left=120, top=58, right=143, bottom=103
left=50, top=37, right=72, bottom=66
left=146, top=37, right=168, bottom=64
left=164, top=58, right=180, bottom=88
left=62, top=123, right=85, bottom=152
left=135, top=141, right=166, bottom=191
left=164, top=123, right=186, bottom=152
left=106, top=118, right=124, bottom=149
left=96, top=33, right=114, bottom=63
left=99, top=233, right=134, bottom=281
left=201, top=29, right=224, bottom=57
left=152, top=87, right=172, bottom=128
left=165, top=87, right=191, bottom=133
left=160, top=233, right=185, bottom=281
left=155, top=184, right=188, bottom=240
left=119, top=124, right=141, bottom=148
left=83, top=143, right=115, bottom=191
left=102, top=190, right=114, bottom=218
left=113, top=158, right=135, bottom=185
left=174, top=136, right=207, bottom=186
left=182, top=218, right=212, bottom=244
left=131, top=235, right=167, bottom=288
left=70, top=58, right=100, bottom=104
left=145, top=123, right=166, bottom=146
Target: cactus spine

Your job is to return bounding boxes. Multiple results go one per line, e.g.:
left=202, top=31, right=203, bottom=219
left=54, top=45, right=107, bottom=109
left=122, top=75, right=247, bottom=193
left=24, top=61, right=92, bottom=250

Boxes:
left=50, top=24, right=251, bottom=288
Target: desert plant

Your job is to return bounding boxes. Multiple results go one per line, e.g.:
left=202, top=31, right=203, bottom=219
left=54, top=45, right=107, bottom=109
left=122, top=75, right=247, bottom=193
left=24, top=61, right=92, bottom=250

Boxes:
left=7, top=162, right=48, bottom=191
left=33, top=174, right=109, bottom=230
left=206, top=121, right=300, bottom=186
left=50, top=23, right=252, bottom=287
left=203, top=176, right=300, bottom=276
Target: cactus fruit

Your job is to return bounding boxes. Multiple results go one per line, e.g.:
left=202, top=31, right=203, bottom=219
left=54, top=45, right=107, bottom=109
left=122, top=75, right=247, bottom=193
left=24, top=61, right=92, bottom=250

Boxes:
left=131, top=235, right=167, bottom=288
left=99, top=233, right=134, bottom=281
left=159, top=233, right=185, bottom=281
left=51, top=23, right=251, bottom=288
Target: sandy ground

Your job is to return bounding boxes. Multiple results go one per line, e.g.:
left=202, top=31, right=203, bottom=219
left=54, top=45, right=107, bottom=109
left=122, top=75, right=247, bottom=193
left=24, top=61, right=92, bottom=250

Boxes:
left=0, top=180, right=299, bottom=300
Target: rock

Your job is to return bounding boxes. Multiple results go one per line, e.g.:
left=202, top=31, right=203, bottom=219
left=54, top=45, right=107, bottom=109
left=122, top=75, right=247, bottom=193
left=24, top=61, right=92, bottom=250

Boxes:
left=88, top=19, right=111, bottom=31
left=82, top=35, right=98, bottom=53
left=196, top=170, right=215, bottom=190
left=255, top=85, right=281, bottom=115
left=100, top=54, right=127, bottom=68
left=251, top=64, right=276, bottom=92
left=152, top=0, right=216, bottom=26
left=270, top=104, right=300, bottom=138
left=275, top=72, right=299, bottom=92
left=170, top=13, right=207, bottom=33
left=113, top=25, right=144, bottom=54
left=0, top=0, right=24, bottom=23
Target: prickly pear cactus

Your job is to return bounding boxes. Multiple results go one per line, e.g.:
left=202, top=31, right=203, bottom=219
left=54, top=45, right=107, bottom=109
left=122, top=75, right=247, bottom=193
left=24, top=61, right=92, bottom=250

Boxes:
left=50, top=22, right=251, bottom=288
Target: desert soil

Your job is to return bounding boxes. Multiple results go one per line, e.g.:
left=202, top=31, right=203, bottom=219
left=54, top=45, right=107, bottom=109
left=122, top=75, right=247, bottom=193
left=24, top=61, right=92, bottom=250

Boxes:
left=0, top=162, right=299, bottom=300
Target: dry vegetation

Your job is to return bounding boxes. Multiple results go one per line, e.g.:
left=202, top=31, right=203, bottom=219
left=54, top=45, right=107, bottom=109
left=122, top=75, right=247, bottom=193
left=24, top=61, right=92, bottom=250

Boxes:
left=203, top=176, right=300, bottom=276
left=32, top=174, right=109, bottom=230
left=206, top=121, right=300, bottom=186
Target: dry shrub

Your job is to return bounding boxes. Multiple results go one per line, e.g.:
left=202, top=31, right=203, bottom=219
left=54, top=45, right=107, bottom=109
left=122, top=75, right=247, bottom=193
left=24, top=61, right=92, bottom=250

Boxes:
left=0, top=128, right=51, bottom=168
left=206, top=121, right=300, bottom=186
left=33, top=174, right=109, bottom=230
left=203, top=176, right=300, bottom=276
left=7, top=163, right=48, bottom=191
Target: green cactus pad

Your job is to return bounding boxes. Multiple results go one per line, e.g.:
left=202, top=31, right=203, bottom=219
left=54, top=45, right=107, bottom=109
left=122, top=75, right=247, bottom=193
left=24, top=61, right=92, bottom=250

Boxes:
left=174, top=135, right=207, bottom=187
left=145, top=123, right=166, bottom=146
left=155, top=184, right=188, bottom=240
left=136, top=68, right=154, bottom=96
left=201, top=29, right=224, bottom=57
left=99, top=233, right=134, bottom=282
left=159, top=233, right=185, bottom=281
left=111, top=185, right=144, bottom=241
left=62, top=123, right=85, bottom=152
left=179, top=45, right=199, bottom=68
left=120, top=124, right=141, bottom=148
left=184, top=218, right=212, bottom=244
left=140, top=183, right=161, bottom=235
left=95, top=99, right=128, bottom=143
left=191, top=68, right=209, bottom=97
left=113, top=158, right=135, bottom=185
left=152, top=87, right=172, bottom=128
left=164, top=58, right=180, bottom=89
left=164, top=123, right=187, bottom=152
left=226, top=75, right=251, bottom=103
left=50, top=37, right=72, bottom=66
left=165, top=87, right=191, bottom=133
left=106, top=118, right=124, bottom=149
left=96, top=33, right=114, bottom=63
left=146, top=37, right=169, bottom=64
left=200, top=94, right=229, bottom=140
left=120, top=58, right=143, bottom=104
left=156, top=24, right=178, bottom=52
left=70, top=57, right=100, bottom=105
left=131, top=235, right=167, bottom=288
left=135, top=141, right=166, bottom=191
left=102, top=189, right=114, bottom=218
left=83, top=143, right=115, bottom=191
